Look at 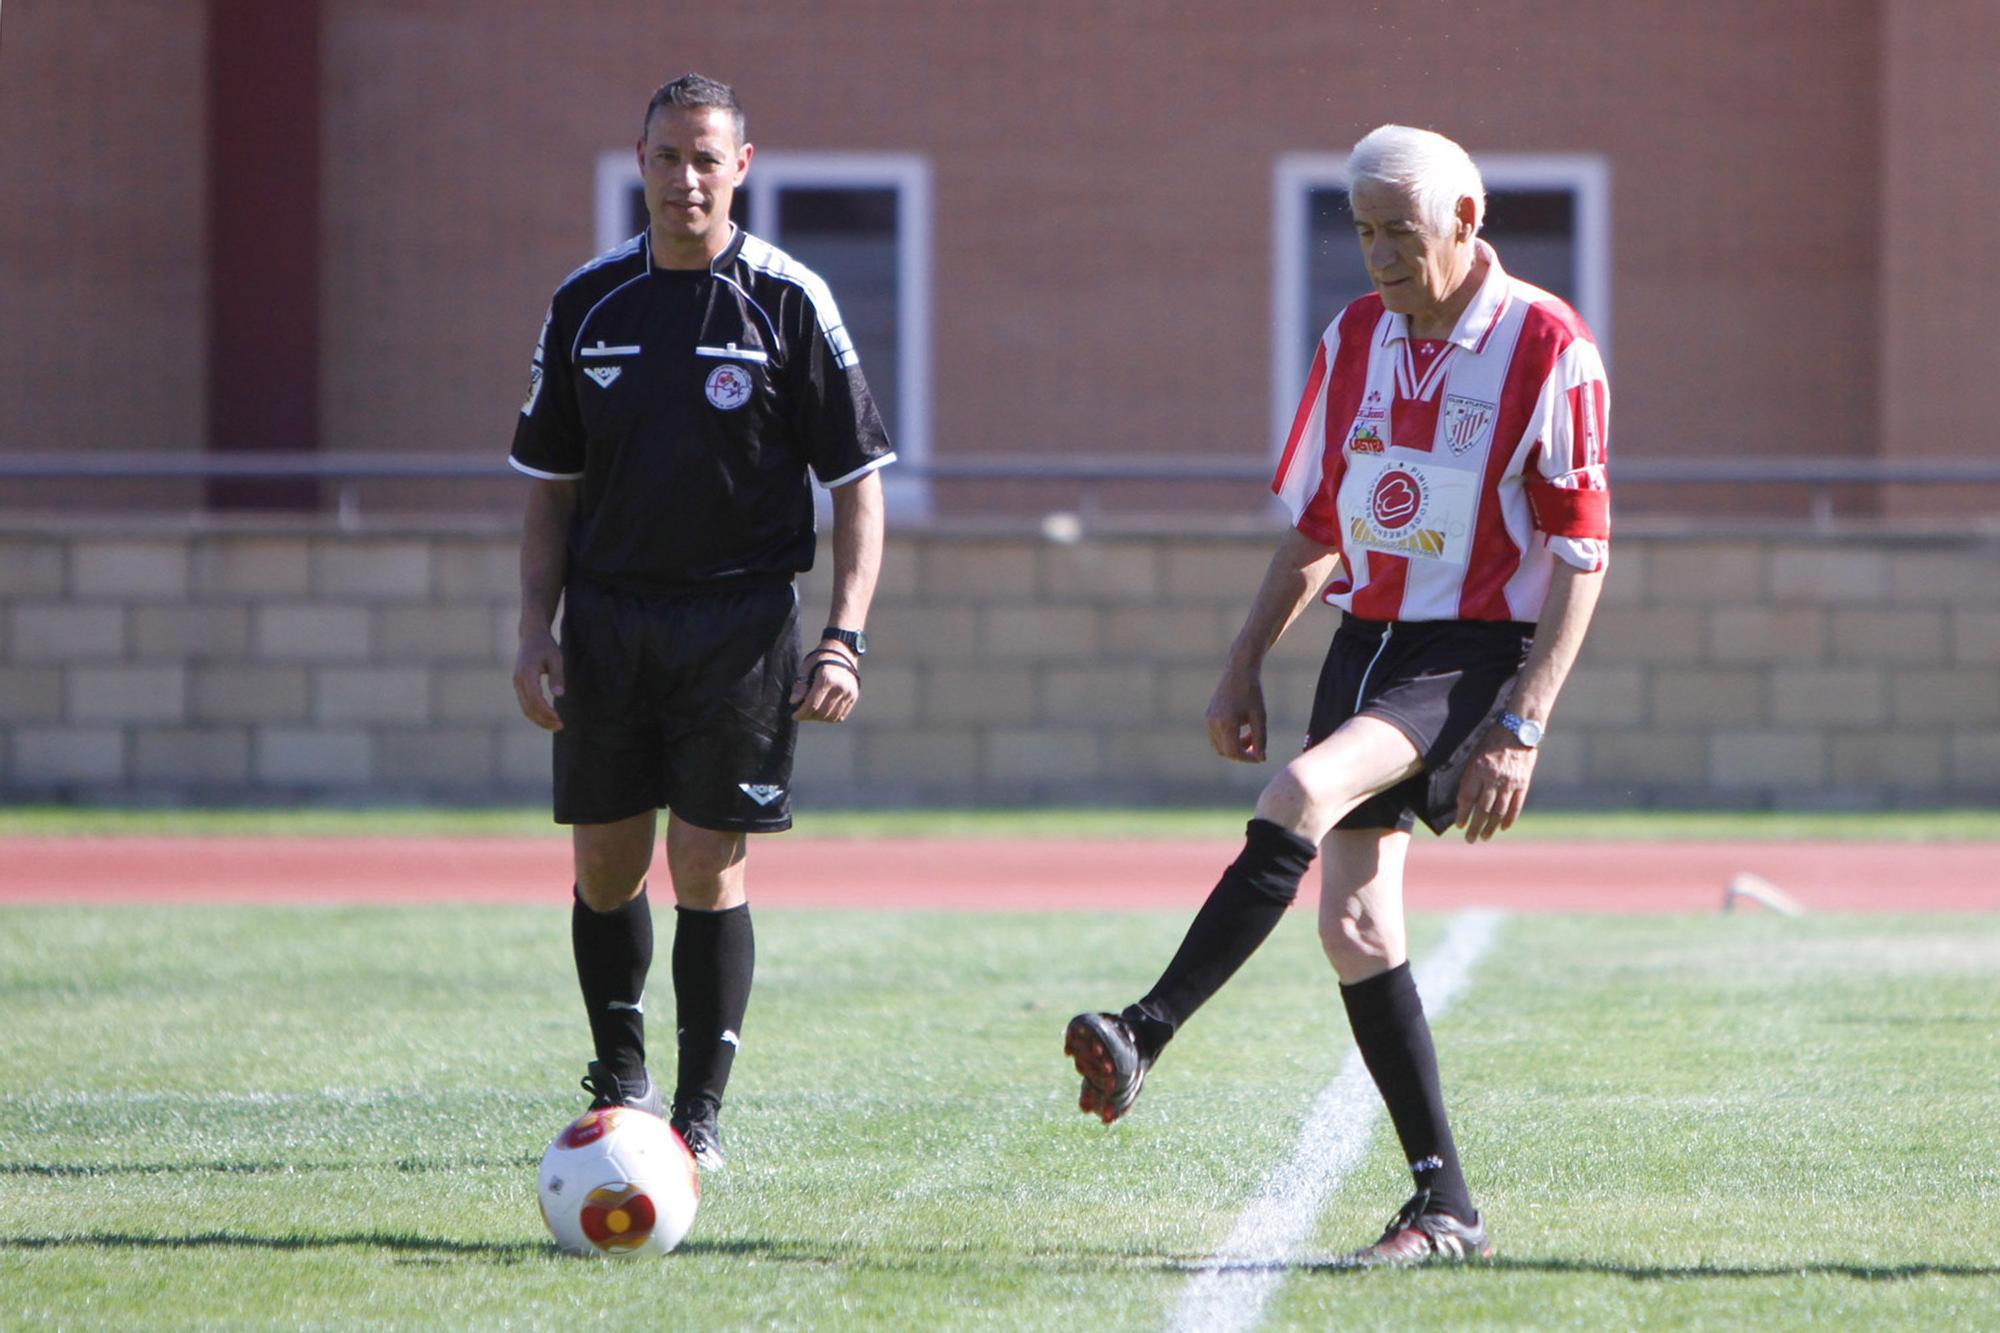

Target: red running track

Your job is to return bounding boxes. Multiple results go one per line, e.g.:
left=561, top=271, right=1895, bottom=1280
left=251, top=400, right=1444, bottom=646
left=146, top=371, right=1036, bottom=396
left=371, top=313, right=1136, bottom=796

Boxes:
left=0, top=837, right=1993, bottom=912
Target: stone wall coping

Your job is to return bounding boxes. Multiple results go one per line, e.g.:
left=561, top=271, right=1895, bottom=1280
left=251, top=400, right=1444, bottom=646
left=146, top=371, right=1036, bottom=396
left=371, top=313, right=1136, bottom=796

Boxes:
left=3, top=513, right=1999, bottom=549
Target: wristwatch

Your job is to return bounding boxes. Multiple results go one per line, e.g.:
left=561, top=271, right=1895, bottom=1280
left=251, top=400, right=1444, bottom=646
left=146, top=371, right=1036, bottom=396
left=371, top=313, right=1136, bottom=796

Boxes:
left=821, top=626, right=867, bottom=658
left=1497, top=712, right=1544, bottom=748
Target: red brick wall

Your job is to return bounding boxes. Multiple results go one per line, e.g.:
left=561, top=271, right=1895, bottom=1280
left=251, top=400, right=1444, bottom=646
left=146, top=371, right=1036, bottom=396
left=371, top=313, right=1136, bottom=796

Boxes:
left=0, top=0, right=207, bottom=464
left=316, top=0, right=1886, bottom=476
left=3, top=1, right=1979, bottom=518
left=1880, top=0, right=2000, bottom=518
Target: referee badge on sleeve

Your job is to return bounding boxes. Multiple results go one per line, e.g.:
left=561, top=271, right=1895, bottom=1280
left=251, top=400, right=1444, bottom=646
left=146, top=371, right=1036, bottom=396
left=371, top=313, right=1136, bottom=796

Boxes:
left=705, top=364, right=753, bottom=411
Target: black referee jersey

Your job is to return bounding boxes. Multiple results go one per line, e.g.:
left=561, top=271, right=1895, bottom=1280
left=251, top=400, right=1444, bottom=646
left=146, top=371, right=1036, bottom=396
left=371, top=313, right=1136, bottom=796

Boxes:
left=510, top=226, right=895, bottom=591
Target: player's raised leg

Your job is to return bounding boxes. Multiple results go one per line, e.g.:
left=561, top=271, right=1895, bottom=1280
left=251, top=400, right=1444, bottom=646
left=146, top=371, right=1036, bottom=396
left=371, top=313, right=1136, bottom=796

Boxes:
left=1320, top=828, right=1490, bottom=1264
left=1067, top=716, right=1420, bottom=1122
left=571, top=810, right=665, bottom=1118
left=663, top=813, right=749, bottom=1169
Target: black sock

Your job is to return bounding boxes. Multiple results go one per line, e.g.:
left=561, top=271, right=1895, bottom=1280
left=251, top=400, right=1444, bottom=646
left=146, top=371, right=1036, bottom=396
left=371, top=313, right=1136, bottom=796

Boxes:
left=571, top=885, right=653, bottom=1087
left=1340, top=961, right=1474, bottom=1221
left=672, top=903, right=754, bottom=1112
left=1122, top=819, right=1318, bottom=1056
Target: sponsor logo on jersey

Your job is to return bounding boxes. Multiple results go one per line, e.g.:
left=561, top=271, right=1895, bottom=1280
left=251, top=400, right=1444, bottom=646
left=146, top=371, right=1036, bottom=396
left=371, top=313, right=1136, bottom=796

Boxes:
left=1357, top=389, right=1388, bottom=421
left=583, top=366, right=623, bottom=389
left=1348, top=422, right=1386, bottom=453
left=738, top=782, right=784, bottom=807
left=1351, top=467, right=1450, bottom=558
left=705, top=364, right=753, bottom=411
left=1441, top=394, right=1497, bottom=455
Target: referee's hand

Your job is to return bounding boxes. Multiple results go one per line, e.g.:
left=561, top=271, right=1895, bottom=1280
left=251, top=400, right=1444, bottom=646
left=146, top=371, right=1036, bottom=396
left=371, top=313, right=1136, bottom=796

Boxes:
left=791, top=643, right=861, bottom=723
left=512, top=630, right=565, bottom=732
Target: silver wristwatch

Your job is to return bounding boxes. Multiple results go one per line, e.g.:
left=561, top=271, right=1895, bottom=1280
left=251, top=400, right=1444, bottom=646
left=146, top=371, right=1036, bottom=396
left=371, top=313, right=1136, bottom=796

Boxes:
left=1497, top=712, right=1544, bottom=748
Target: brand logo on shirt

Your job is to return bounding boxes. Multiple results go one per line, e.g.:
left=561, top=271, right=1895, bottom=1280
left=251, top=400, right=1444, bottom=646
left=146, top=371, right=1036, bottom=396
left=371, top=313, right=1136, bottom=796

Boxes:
left=705, top=364, right=753, bottom=411
left=1440, top=395, right=1497, bottom=455
left=583, top=366, right=623, bottom=389
left=739, top=782, right=785, bottom=807
left=1351, top=465, right=1451, bottom=559
left=1358, top=389, right=1388, bottom=421
left=1370, top=468, right=1424, bottom=531
left=1348, top=422, right=1386, bottom=453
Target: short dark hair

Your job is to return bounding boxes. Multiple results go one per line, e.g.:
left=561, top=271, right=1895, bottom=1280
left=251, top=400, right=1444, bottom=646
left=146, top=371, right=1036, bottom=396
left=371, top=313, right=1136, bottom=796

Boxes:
left=642, top=73, right=745, bottom=145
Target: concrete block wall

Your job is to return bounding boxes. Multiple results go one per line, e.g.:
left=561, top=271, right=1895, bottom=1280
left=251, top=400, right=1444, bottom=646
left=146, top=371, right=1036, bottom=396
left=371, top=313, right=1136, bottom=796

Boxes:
left=2, top=521, right=1996, bottom=809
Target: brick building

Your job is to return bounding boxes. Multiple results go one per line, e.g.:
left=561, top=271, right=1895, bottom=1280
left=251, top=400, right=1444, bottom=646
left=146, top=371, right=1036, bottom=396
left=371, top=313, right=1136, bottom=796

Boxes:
left=1, top=1, right=1996, bottom=805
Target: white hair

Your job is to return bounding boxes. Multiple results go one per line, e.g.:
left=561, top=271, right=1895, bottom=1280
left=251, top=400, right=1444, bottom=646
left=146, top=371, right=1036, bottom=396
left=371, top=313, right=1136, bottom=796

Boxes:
left=1346, top=124, right=1485, bottom=238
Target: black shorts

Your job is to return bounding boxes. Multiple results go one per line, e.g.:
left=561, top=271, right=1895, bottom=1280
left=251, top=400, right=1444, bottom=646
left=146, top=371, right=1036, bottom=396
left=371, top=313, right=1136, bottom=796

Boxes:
left=1305, top=614, right=1535, bottom=835
left=553, top=578, right=799, bottom=832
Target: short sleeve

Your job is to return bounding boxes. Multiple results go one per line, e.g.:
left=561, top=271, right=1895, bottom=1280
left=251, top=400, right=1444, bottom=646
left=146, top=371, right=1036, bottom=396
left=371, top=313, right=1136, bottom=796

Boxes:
left=509, top=303, right=586, bottom=480
left=1271, top=333, right=1346, bottom=550
left=786, top=288, right=895, bottom=488
left=1524, top=341, right=1611, bottom=571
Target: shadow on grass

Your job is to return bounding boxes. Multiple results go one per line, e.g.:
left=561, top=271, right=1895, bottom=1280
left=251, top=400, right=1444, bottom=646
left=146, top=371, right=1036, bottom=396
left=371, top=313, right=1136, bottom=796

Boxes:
left=0, top=1157, right=535, bottom=1178
left=1, top=1231, right=550, bottom=1263
left=1267, top=1255, right=2000, bottom=1282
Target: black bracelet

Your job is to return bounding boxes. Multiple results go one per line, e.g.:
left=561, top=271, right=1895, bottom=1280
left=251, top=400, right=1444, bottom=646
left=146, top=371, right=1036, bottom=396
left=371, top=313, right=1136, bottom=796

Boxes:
left=801, top=648, right=859, bottom=680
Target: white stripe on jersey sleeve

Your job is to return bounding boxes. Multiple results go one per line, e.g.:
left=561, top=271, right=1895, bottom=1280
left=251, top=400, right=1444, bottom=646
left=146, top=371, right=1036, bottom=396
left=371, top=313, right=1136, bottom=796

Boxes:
left=737, top=233, right=860, bottom=369
left=508, top=457, right=585, bottom=481
left=819, top=451, right=898, bottom=489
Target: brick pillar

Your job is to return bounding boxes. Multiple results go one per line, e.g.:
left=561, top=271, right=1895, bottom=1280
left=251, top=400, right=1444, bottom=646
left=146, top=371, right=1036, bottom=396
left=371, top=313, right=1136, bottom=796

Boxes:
left=205, top=0, right=320, bottom=510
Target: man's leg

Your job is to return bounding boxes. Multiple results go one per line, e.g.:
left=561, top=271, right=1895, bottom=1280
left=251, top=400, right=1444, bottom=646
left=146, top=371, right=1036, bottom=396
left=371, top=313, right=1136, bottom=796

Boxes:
left=1069, top=717, right=1420, bottom=1121
left=664, top=812, right=749, bottom=1167
left=572, top=811, right=660, bottom=1110
left=1320, top=827, right=1480, bottom=1233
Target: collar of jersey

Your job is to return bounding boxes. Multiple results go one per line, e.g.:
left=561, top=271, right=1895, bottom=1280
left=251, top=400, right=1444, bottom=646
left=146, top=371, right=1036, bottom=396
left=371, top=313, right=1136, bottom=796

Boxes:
left=639, top=224, right=746, bottom=277
left=1379, top=239, right=1511, bottom=354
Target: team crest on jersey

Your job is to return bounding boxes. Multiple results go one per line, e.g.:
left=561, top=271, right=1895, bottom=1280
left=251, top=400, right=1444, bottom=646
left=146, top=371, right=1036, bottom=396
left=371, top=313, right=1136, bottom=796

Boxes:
left=583, top=366, right=622, bottom=389
left=1348, top=422, right=1386, bottom=454
left=705, top=364, right=753, bottom=411
left=1440, top=395, right=1497, bottom=455
left=521, top=312, right=550, bottom=416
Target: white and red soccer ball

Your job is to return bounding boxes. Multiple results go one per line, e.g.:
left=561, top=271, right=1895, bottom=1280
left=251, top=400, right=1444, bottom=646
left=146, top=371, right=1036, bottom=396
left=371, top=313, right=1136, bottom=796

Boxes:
left=537, top=1106, right=699, bottom=1257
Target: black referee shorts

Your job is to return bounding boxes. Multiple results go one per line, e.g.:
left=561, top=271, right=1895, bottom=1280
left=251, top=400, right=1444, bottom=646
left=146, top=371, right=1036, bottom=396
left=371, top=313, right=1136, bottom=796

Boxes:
left=1305, top=614, right=1534, bottom=835
left=553, top=578, right=800, bottom=832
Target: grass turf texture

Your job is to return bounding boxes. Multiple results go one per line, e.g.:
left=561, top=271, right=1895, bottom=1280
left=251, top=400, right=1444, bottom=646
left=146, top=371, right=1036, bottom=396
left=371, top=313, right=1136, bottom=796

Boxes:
left=4, top=805, right=2000, bottom=840
left=3, top=910, right=1995, bottom=1329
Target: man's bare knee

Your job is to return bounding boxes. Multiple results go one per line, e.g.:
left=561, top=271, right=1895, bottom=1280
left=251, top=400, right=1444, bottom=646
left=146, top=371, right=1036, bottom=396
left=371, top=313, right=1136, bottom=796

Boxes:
left=666, top=820, right=747, bottom=910
left=573, top=814, right=656, bottom=911
left=1254, top=762, right=1324, bottom=840
left=1319, top=913, right=1402, bottom=983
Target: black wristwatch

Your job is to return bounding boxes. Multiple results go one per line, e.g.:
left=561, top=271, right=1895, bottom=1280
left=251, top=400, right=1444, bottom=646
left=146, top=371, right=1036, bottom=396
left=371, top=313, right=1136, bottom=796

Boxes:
left=821, top=626, right=867, bottom=658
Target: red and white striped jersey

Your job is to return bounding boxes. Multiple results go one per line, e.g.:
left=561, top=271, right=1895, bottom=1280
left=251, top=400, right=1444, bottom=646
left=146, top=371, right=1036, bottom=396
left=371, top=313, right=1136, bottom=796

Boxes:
left=1272, top=241, right=1610, bottom=624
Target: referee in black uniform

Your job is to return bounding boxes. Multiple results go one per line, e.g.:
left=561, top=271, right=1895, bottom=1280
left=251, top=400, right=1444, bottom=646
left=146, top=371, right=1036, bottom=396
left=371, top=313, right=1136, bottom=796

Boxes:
left=509, top=74, right=893, bottom=1169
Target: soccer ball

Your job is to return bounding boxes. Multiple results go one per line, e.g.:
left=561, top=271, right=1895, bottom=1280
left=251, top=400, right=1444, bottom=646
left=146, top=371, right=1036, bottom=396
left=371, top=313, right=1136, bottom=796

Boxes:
left=537, top=1107, right=700, bottom=1257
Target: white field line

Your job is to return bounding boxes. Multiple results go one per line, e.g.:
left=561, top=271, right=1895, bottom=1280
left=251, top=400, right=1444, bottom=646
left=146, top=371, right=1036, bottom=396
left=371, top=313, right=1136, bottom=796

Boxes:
left=1168, top=908, right=1505, bottom=1333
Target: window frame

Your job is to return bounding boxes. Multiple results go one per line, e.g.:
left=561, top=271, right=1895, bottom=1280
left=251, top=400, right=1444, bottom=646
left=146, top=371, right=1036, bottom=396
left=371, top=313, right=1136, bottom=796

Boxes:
left=595, top=149, right=933, bottom=517
left=1268, top=152, right=1611, bottom=463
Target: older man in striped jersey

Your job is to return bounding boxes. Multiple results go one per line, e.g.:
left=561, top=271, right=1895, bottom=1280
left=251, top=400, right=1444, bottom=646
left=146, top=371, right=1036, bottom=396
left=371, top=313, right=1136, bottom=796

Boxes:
left=1067, top=123, right=1609, bottom=1266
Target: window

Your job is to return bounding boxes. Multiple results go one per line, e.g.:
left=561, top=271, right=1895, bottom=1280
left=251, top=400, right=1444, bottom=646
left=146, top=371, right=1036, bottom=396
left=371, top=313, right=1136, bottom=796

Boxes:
left=596, top=151, right=932, bottom=516
left=1270, top=153, right=1610, bottom=459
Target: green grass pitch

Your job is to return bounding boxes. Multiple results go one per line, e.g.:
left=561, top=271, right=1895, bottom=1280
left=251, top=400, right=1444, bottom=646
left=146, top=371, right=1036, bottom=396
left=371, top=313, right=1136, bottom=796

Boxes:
left=3, top=905, right=1996, bottom=1328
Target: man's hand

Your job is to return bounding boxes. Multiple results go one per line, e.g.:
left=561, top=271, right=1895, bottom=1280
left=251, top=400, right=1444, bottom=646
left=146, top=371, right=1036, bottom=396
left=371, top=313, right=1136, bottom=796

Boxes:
left=790, top=642, right=860, bottom=722
left=1454, top=726, right=1537, bottom=842
left=512, top=629, right=565, bottom=731
left=1206, top=666, right=1269, bottom=762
